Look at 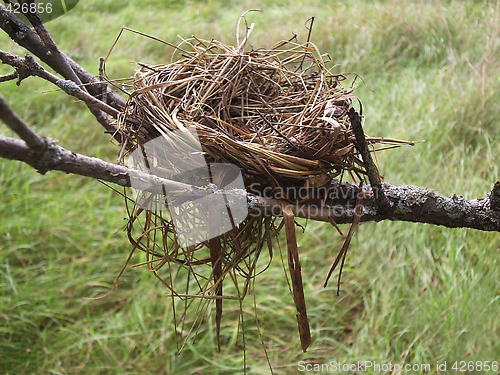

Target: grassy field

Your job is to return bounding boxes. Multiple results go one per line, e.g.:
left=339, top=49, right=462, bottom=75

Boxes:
left=1, top=0, right=499, bottom=374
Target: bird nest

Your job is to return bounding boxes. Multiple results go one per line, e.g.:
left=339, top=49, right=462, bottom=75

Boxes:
left=115, top=32, right=407, bottom=351
left=120, top=39, right=360, bottom=187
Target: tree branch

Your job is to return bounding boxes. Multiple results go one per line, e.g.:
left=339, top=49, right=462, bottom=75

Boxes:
left=0, top=134, right=218, bottom=195
left=0, top=133, right=498, bottom=232
left=0, top=70, right=17, bottom=82
left=18, top=0, right=82, bottom=85
left=0, top=51, right=120, bottom=119
left=321, top=181, right=500, bottom=231
left=12, top=0, right=124, bottom=139
left=0, top=93, right=45, bottom=150
left=0, top=2, right=127, bottom=139
left=0, top=4, right=126, bottom=110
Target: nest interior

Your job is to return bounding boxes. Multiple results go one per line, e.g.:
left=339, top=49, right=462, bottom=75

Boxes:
left=120, top=38, right=367, bottom=194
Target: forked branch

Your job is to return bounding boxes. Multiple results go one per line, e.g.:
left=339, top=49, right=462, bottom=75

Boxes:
left=0, top=3, right=124, bottom=139
left=0, top=3, right=126, bottom=110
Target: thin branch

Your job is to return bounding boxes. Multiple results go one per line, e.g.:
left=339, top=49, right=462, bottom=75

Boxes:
left=0, top=94, right=45, bottom=150
left=13, top=0, right=122, bottom=139
left=0, top=134, right=218, bottom=197
left=0, top=51, right=119, bottom=117
left=18, top=0, right=83, bottom=86
left=0, top=4, right=126, bottom=110
left=0, top=50, right=122, bottom=139
left=0, top=70, right=17, bottom=82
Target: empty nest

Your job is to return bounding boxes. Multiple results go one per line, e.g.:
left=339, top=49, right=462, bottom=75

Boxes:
left=115, top=32, right=407, bottom=352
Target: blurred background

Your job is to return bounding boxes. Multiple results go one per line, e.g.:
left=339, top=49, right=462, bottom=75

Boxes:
left=0, top=1, right=499, bottom=373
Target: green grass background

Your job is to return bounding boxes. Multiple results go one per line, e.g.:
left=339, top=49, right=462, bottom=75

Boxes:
left=1, top=0, right=499, bottom=374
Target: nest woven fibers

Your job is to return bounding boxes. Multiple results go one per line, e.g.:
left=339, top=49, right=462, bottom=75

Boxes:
left=114, top=27, right=409, bottom=352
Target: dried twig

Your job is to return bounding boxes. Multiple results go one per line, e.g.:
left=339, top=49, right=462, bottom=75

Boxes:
left=349, top=108, right=392, bottom=215
left=0, top=51, right=119, bottom=117
left=282, top=203, right=311, bottom=352
left=0, top=70, right=17, bottom=82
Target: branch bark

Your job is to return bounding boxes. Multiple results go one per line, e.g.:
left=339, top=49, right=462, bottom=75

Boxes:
left=0, top=134, right=498, bottom=232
